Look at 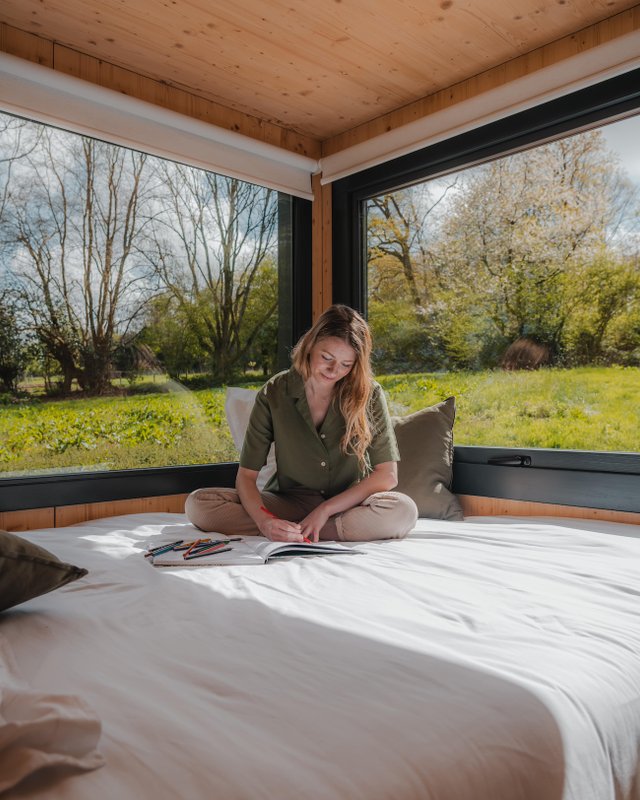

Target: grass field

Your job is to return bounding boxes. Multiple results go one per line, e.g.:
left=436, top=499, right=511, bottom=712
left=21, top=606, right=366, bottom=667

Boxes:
left=1, top=366, right=639, bottom=476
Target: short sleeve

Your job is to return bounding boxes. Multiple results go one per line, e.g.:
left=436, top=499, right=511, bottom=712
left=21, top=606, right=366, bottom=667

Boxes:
left=367, top=383, right=400, bottom=466
left=239, top=387, right=274, bottom=471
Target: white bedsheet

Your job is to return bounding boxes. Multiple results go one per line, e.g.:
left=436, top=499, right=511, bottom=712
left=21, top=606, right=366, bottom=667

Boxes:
left=2, top=513, right=640, bottom=799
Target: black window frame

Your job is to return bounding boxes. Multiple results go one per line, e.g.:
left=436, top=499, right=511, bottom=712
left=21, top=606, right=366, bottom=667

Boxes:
left=0, top=193, right=312, bottom=513
left=332, top=67, right=640, bottom=513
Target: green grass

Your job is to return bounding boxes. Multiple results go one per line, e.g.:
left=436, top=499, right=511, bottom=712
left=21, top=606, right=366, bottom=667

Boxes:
left=1, top=366, right=639, bottom=476
left=0, top=383, right=240, bottom=476
left=378, top=365, right=640, bottom=451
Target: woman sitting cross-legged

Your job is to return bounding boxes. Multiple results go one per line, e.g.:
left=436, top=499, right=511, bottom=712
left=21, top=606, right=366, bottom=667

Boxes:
left=185, top=304, right=418, bottom=543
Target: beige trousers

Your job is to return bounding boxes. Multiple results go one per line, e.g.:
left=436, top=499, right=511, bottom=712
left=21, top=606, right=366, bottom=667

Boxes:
left=185, top=487, right=418, bottom=542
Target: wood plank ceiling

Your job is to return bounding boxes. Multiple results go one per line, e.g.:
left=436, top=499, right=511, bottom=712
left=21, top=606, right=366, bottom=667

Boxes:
left=0, top=0, right=638, bottom=145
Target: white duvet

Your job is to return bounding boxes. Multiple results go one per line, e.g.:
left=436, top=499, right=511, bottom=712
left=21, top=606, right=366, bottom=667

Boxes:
left=2, top=513, right=640, bottom=799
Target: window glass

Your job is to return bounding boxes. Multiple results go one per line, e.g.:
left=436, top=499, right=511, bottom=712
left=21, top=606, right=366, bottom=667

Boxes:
left=0, top=112, right=288, bottom=477
left=366, top=115, right=640, bottom=451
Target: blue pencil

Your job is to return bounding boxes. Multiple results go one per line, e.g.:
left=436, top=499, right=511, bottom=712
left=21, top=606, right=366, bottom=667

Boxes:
left=145, top=539, right=183, bottom=557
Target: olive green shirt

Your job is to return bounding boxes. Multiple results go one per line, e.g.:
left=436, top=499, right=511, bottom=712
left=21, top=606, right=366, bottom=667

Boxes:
left=240, top=367, right=400, bottom=497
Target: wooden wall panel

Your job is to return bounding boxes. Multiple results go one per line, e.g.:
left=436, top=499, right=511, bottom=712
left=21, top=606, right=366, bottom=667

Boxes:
left=1, top=497, right=188, bottom=531
left=55, top=494, right=189, bottom=528
left=0, top=23, right=53, bottom=66
left=5, top=494, right=639, bottom=532
left=311, top=173, right=332, bottom=320
left=321, top=179, right=333, bottom=312
left=459, top=494, right=640, bottom=526
left=0, top=508, right=55, bottom=532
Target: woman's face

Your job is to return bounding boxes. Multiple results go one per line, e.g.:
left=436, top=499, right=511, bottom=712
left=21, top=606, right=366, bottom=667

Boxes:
left=308, top=336, right=357, bottom=388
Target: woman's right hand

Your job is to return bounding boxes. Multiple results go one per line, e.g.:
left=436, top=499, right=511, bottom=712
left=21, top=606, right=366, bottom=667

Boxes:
left=236, top=466, right=303, bottom=542
left=260, top=515, right=304, bottom=542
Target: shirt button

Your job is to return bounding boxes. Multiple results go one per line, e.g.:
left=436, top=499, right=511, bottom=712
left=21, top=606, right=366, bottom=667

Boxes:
left=320, top=461, right=326, bottom=467
left=320, top=433, right=325, bottom=439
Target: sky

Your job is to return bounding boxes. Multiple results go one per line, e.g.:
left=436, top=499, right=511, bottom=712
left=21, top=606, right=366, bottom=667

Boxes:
left=599, top=113, right=640, bottom=185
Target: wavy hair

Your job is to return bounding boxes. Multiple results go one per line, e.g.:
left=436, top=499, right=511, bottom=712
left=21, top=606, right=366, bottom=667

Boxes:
left=291, top=304, right=373, bottom=470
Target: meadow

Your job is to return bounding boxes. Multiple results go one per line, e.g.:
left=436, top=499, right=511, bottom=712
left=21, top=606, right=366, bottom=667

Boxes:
left=1, top=366, right=639, bottom=476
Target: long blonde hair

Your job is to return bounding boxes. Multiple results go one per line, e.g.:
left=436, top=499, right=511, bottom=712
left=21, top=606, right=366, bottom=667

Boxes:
left=291, top=305, right=374, bottom=470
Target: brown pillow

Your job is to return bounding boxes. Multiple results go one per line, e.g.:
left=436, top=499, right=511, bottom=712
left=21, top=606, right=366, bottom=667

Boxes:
left=392, top=396, right=464, bottom=520
left=0, top=530, right=88, bottom=612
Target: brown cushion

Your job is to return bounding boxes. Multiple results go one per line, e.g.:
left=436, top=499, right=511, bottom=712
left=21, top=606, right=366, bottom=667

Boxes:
left=0, top=530, right=88, bottom=612
left=392, top=396, right=464, bottom=520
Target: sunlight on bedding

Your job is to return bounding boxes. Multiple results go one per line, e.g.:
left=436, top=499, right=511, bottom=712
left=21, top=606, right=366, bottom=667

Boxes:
left=2, top=512, right=640, bottom=799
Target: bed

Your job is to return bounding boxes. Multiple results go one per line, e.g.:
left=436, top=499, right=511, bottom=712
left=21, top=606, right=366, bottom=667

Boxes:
left=2, top=512, right=640, bottom=799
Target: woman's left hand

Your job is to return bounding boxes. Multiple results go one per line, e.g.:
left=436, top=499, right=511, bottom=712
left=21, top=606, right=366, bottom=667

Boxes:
left=299, top=505, right=330, bottom=543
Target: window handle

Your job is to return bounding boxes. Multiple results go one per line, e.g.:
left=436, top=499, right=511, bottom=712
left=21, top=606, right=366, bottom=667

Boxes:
left=487, top=455, right=532, bottom=467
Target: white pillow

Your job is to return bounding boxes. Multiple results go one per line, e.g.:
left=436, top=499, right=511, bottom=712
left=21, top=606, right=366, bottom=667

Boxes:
left=225, top=387, right=277, bottom=491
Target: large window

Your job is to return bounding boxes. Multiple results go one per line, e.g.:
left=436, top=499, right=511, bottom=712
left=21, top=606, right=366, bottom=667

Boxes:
left=332, top=68, right=640, bottom=511
left=366, top=115, right=640, bottom=452
left=0, top=112, right=301, bottom=480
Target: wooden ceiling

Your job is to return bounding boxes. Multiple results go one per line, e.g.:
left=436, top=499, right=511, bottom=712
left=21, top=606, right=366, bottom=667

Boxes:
left=0, top=0, right=638, bottom=144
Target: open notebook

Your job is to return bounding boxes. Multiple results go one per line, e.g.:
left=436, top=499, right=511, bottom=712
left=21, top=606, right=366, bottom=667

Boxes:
left=147, top=536, right=360, bottom=566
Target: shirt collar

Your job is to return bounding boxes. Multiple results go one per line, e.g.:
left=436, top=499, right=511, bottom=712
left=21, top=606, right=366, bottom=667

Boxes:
left=287, top=366, right=345, bottom=436
left=286, top=367, right=306, bottom=399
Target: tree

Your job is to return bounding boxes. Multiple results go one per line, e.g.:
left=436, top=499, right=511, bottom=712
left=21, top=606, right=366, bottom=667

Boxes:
left=4, top=126, right=152, bottom=393
left=434, top=130, right=639, bottom=365
left=139, top=293, right=207, bottom=380
left=367, top=180, right=458, bottom=369
left=364, top=130, right=639, bottom=371
left=0, top=292, right=25, bottom=392
left=368, top=181, right=458, bottom=313
left=237, top=259, right=278, bottom=376
left=146, top=164, right=278, bottom=383
left=563, top=252, right=640, bottom=364
left=0, top=115, right=41, bottom=225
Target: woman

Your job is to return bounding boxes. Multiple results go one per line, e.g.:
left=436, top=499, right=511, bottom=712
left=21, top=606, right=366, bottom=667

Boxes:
left=185, top=305, right=418, bottom=542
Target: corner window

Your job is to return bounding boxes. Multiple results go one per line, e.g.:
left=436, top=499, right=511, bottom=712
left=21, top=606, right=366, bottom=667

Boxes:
left=365, top=113, right=640, bottom=452
left=0, top=112, right=294, bottom=478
